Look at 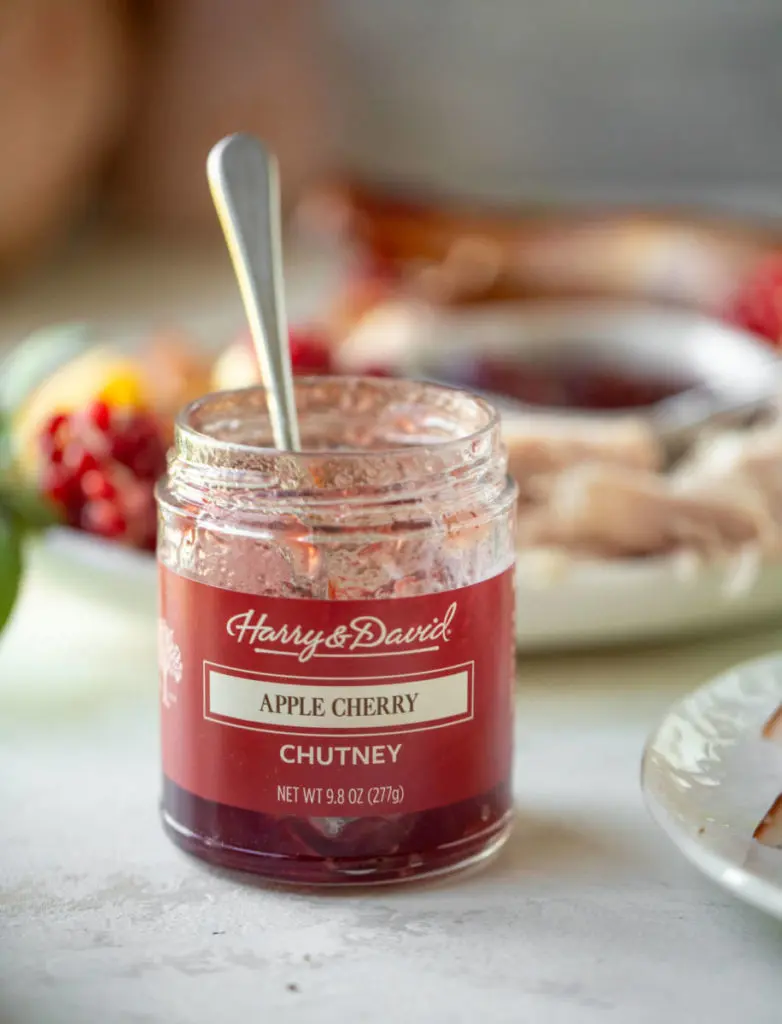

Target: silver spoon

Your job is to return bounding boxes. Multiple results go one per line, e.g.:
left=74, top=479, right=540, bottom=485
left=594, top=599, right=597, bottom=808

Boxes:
left=207, top=133, right=300, bottom=450
left=650, top=381, right=779, bottom=453
left=431, top=365, right=780, bottom=460
left=488, top=377, right=777, bottom=463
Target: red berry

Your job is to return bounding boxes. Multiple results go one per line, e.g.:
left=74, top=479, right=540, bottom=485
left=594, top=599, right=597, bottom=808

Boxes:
left=36, top=403, right=166, bottom=553
left=88, top=400, right=112, bottom=432
left=39, top=432, right=63, bottom=460
left=110, top=416, right=166, bottom=479
left=41, top=465, right=77, bottom=509
left=45, top=412, right=68, bottom=437
left=82, top=500, right=126, bottom=540
left=288, top=328, right=333, bottom=375
left=81, top=470, right=116, bottom=501
left=62, top=444, right=100, bottom=478
left=77, top=452, right=100, bottom=477
left=129, top=449, right=165, bottom=481
left=726, top=256, right=782, bottom=346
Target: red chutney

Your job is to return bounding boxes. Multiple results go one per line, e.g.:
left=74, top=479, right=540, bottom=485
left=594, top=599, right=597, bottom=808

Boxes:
left=156, top=378, right=517, bottom=885
left=447, top=356, right=691, bottom=411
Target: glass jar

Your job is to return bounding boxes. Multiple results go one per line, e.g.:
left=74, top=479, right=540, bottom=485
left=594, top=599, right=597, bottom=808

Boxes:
left=157, top=377, right=517, bottom=885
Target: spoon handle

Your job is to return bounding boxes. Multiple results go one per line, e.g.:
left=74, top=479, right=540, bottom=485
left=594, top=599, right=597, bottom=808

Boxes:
left=207, top=133, right=300, bottom=450
left=653, top=380, right=779, bottom=454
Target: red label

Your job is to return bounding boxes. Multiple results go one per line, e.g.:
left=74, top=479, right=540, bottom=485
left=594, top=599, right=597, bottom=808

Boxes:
left=159, top=567, right=515, bottom=817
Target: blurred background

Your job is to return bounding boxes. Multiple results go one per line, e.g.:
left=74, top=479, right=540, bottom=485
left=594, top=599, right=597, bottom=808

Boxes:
left=3, top=0, right=782, bottom=662
left=3, top=0, right=782, bottom=280
left=5, top=6, right=782, bottom=1013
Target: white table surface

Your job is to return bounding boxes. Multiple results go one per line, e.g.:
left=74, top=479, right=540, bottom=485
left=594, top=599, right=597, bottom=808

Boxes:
left=1, top=235, right=781, bottom=1023
left=1, top=560, right=781, bottom=1024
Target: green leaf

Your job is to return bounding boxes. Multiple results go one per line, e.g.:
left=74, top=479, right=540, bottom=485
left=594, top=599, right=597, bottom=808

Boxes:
left=0, top=407, right=62, bottom=534
left=0, top=410, right=11, bottom=474
left=0, top=481, right=61, bottom=533
left=0, top=507, right=23, bottom=636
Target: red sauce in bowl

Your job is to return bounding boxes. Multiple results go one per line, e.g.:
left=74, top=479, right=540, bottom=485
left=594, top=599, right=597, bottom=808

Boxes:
left=445, top=356, right=692, bottom=411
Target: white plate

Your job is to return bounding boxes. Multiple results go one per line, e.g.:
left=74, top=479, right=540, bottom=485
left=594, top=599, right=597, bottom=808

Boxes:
left=516, top=554, right=782, bottom=650
left=30, top=528, right=782, bottom=651
left=338, top=300, right=782, bottom=648
left=642, top=654, right=782, bottom=919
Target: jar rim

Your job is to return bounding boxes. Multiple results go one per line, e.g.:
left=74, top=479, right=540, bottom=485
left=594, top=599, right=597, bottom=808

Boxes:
left=175, top=376, right=501, bottom=462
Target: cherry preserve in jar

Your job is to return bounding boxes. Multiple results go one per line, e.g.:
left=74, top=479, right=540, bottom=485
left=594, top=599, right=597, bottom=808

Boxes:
left=157, top=377, right=517, bottom=885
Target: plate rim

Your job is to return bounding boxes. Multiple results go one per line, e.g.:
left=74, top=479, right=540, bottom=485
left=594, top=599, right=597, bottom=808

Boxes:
left=641, top=651, right=782, bottom=920
left=34, top=526, right=782, bottom=650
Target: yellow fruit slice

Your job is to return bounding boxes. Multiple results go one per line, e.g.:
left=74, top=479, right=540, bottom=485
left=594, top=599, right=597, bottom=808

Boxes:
left=13, top=346, right=149, bottom=476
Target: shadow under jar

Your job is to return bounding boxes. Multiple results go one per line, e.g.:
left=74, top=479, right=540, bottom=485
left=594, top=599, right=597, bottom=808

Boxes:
left=157, top=377, right=517, bottom=885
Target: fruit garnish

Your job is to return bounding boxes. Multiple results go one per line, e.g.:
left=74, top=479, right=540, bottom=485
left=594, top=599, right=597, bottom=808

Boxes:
left=136, top=330, right=212, bottom=427
left=212, top=326, right=335, bottom=392
left=13, top=343, right=150, bottom=478
left=333, top=301, right=420, bottom=376
left=38, top=402, right=166, bottom=552
left=211, top=335, right=261, bottom=391
left=288, top=327, right=333, bottom=374
left=725, top=254, right=782, bottom=345
left=326, top=254, right=398, bottom=339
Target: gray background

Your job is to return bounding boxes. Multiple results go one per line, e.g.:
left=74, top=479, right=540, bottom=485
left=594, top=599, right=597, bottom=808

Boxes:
left=330, top=0, right=782, bottom=209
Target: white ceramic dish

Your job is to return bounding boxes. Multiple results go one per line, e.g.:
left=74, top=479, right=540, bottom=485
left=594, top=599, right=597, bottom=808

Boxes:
left=25, top=300, right=782, bottom=652
left=31, top=527, right=782, bottom=651
left=334, top=301, right=782, bottom=648
left=515, top=554, right=782, bottom=650
left=642, top=653, right=782, bottom=919
left=350, top=301, right=782, bottom=418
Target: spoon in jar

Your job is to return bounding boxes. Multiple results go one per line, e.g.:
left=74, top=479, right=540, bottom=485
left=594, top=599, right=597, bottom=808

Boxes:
left=207, top=133, right=300, bottom=450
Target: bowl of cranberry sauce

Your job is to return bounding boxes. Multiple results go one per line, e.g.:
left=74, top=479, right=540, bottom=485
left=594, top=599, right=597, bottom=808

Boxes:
left=410, top=302, right=777, bottom=415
